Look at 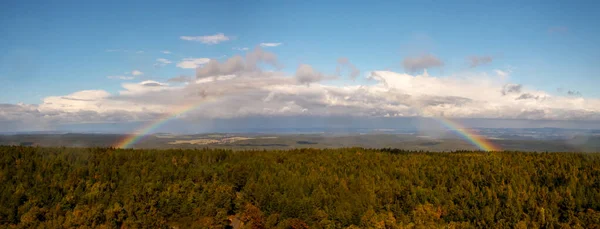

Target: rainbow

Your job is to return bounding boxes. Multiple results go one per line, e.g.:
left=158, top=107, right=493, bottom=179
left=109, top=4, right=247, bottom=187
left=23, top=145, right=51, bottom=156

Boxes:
left=114, top=100, right=209, bottom=148
left=431, top=117, right=500, bottom=151
left=115, top=98, right=500, bottom=151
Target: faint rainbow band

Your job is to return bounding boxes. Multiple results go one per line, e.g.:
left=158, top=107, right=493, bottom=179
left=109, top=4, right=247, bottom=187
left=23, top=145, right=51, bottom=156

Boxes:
left=114, top=101, right=207, bottom=148
left=431, top=117, right=500, bottom=151
left=115, top=102, right=500, bottom=151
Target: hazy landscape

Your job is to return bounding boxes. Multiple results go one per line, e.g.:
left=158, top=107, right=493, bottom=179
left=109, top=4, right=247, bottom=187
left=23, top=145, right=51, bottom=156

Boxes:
left=2, top=1, right=600, bottom=228
left=2, top=127, right=599, bottom=152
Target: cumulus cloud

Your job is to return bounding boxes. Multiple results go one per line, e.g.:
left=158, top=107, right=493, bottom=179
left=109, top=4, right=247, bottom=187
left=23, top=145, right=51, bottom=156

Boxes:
left=61, top=90, right=111, bottom=101
left=40, top=90, right=114, bottom=113
left=260, top=42, right=282, bottom=47
left=296, top=64, right=325, bottom=85
left=6, top=69, right=600, bottom=128
left=195, top=47, right=281, bottom=78
left=245, top=46, right=281, bottom=69
left=501, top=84, right=522, bottom=95
left=162, top=50, right=171, bottom=54
left=180, top=33, right=230, bottom=44
left=336, top=57, right=360, bottom=80
left=3, top=50, right=600, bottom=130
left=177, top=58, right=211, bottom=69
left=468, top=55, right=493, bottom=68
left=0, top=103, right=161, bottom=131
left=516, top=93, right=540, bottom=100
left=402, top=54, right=444, bottom=73
left=196, top=57, right=243, bottom=79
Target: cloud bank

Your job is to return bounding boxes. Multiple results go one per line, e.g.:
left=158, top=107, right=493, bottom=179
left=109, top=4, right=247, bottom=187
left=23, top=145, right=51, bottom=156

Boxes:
left=2, top=49, right=600, bottom=131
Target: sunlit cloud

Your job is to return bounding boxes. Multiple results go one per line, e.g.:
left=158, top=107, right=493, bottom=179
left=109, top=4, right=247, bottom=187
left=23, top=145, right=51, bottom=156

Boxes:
left=3, top=47, right=600, bottom=130
left=8, top=61, right=600, bottom=127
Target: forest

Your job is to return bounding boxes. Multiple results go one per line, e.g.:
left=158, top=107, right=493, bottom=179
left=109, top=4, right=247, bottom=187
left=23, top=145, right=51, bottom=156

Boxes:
left=1, top=146, right=599, bottom=228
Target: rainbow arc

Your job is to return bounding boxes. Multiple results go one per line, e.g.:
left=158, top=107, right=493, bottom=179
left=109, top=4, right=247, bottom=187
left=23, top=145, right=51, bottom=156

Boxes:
left=116, top=101, right=500, bottom=151
left=431, top=117, right=500, bottom=151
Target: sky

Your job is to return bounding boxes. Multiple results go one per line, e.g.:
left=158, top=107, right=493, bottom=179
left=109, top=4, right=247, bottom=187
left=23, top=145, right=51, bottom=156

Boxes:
left=1, top=1, right=600, bottom=132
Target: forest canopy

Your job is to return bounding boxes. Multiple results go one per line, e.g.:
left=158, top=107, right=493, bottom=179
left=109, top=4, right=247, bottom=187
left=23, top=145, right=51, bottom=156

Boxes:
left=1, top=146, right=599, bottom=228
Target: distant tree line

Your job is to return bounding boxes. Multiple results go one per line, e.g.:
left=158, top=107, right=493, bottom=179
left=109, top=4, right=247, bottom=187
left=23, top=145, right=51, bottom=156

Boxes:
left=1, top=146, right=599, bottom=228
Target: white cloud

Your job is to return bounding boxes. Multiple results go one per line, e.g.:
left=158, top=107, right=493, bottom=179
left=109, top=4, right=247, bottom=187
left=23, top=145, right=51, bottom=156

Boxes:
left=180, top=33, right=230, bottom=44
left=132, top=70, right=144, bottom=76
left=260, top=42, right=282, bottom=47
left=195, top=47, right=281, bottom=78
left=107, top=75, right=135, bottom=80
left=139, top=80, right=168, bottom=87
left=117, top=80, right=178, bottom=97
left=20, top=67, right=600, bottom=125
left=296, top=64, right=324, bottom=85
left=40, top=90, right=114, bottom=113
left=136, top=50, right=144, bottom=54
left=177, top=58, right=211, bottom=69
left=233, top=47, right=249, bottom=51
left=162, top=50, right=172, bottom=54
left=3, top=50, right=600, bottom=129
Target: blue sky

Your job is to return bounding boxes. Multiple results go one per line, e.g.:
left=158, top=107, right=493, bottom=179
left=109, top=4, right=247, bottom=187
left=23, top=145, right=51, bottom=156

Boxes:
left=1, top=1, right=599, bottom=104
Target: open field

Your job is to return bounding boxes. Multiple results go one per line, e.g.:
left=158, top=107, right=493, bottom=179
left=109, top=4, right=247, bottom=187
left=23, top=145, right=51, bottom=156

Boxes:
left=1, top=146, right=599, bottom=228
